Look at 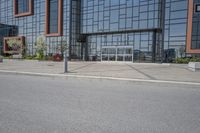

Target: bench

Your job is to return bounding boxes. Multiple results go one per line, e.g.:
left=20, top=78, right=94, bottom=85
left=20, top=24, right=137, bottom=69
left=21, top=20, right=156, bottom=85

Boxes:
left=188, top=62, right=200, bottom=72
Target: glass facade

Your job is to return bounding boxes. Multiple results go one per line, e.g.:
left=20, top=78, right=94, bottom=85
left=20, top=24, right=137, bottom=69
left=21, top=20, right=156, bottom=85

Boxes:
left=164, top=0, right=188, bottom=58
left=0, top=0, right=71, bottom=56
left=81, top=0, right=161, bottom=33
left=0, top=0, right=199, bottom=62
left=81, top=0, right=162, bottom=62
left=86, top=31, right=160, bottom=62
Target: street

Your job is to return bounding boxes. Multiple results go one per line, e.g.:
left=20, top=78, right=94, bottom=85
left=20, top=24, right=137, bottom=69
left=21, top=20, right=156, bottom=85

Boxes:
left=0, top=73, right=200, bottom=133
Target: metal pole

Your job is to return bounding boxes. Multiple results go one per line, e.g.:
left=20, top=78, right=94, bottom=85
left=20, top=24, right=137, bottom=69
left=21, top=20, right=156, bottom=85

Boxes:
left=161, top=0, right=166, bottom=63
left=152, top=30, right=157, bottom=63
left=64, top=51, right=68, bottom=73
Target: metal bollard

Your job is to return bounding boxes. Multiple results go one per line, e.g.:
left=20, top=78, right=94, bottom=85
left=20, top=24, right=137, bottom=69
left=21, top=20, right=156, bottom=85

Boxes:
left=64, top=51, right=68, bottom=73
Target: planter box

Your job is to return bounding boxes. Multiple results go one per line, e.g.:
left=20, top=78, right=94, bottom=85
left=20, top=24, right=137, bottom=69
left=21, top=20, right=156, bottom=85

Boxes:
left=188, top=62, right=200, bottom=72
left=3, top=36, right=25, bottom=54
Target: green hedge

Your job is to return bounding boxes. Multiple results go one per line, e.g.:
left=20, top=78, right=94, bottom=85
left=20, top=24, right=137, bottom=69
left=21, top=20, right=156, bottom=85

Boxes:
left=175, top=58, right=200, bottom=64
left=23, top=55, right=53, bottom=61
left=2, top=55, right=53, bottom=61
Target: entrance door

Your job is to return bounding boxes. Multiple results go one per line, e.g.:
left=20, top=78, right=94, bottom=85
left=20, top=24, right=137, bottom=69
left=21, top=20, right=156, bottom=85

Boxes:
left=124, top=47, right=133, bottom=61
left=101, top=47, right=116, bottom=61
left=101, top=46, right=133, bottom=62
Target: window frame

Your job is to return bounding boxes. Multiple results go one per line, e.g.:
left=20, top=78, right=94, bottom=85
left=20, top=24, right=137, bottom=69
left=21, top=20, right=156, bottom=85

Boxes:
left=45, top=0, right=63, bottom=36
left=196, top=4, right=200, bottom=12
left=186, top=0, right=200, bottom=53
left=14, top=0, right=33, bottom=17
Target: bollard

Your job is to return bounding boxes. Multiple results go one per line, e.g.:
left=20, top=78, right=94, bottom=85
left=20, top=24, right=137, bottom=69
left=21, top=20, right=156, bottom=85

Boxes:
left=64, top=51, right=68, bottom=73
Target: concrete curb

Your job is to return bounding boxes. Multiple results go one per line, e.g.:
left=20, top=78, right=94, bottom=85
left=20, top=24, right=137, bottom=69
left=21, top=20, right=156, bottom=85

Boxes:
left=0, top=70, right=200, bottom=86
left=98, top=61, right=171, bottom=66
left=2, top=59, right=171, bottom=66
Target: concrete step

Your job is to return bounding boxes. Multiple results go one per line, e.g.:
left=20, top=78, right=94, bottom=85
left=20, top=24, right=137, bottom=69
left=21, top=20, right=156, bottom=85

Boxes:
left=188, top=62, right=200, bottom=72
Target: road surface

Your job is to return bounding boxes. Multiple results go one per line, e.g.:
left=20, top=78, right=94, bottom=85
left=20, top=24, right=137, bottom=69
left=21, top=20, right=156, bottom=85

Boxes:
left=0, top=73, right=200, bottom=133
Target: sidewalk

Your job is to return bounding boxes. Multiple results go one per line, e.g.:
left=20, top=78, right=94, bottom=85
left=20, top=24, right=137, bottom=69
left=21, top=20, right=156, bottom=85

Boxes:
left=0, top=59, right=200, bottom=83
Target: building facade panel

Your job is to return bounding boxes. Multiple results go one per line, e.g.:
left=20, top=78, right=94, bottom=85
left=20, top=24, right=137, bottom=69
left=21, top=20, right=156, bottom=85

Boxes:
left=164, top=0, right=188, bottom=58
left=81, top=0, right=161, bottom=34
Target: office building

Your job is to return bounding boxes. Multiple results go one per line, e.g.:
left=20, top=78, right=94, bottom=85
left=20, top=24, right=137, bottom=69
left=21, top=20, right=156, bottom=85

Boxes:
left=0, top=0, right=199, bottom=62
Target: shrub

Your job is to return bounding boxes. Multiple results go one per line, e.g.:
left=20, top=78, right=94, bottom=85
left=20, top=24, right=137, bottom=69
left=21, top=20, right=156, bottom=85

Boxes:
left=190, top=58, right=200, bottom=62
left=22, top=55, right=37, bottom=60
left=35, top=36, right=47, bottom=60
left=44, top=55, right=53, bottom=61
left=2, top=55, right=13, bottom=59
left=53, top=54, right=63, bottom=62
left=24, top=56, right=32, bottom=60
left=23, top=55, right=53, bottom=61
left=175, top=57, right=200, bottom=64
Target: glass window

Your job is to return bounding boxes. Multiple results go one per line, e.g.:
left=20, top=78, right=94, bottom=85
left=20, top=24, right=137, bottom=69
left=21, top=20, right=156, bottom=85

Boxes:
left=104, top=0, right=110, bottom=7
left=171, top=1, right=187, bottom=11
left=81, top=0, right=162, bottom=33
left=49, top=0, right=59, bottom=33
left=111, top=0, right=119, bottom=6
left=110, top=10, right=119, bottom=23
left=46, top=0, right=62, bottom=36
left=14, top=0, right=33, bottom=17
left=17, top=0, right=29, bottom=14
left=196, top=4, right=200, bottom=12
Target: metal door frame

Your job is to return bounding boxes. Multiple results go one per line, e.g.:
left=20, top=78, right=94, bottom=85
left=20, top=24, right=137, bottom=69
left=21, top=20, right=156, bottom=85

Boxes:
left=101, top=46, right=133, bottom=62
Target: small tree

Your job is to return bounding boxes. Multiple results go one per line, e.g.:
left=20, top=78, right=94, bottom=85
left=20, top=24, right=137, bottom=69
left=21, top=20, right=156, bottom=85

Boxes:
left=35, top=35, right=47, bottom=60
left=179, top=45, right=185, bottom=58
left=56, top=39, right=68, bottom=58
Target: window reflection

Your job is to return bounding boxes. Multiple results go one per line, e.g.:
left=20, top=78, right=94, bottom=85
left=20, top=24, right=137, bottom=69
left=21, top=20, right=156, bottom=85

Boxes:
left=17, top=0, right=29, bottom=14
left=49, top=0, right=59, bottom=33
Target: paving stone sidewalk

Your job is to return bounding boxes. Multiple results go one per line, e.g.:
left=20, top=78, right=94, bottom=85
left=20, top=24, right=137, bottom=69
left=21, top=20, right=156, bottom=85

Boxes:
left=0, top=59, right=200, bottom=83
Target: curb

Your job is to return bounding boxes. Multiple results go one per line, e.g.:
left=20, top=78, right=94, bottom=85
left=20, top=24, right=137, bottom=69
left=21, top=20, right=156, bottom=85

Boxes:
left=98, top=61, right=171, bottom=66
left=0, top=70, right=200, bottom=86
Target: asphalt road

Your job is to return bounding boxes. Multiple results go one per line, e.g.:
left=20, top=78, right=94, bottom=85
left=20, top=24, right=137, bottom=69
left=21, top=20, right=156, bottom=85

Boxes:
left=0, top=74, right=200, bottom=133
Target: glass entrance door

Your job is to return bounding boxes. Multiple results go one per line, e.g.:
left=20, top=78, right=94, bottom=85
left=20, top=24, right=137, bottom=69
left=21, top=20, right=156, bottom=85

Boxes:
left=101, top=47, right=116, bottom=61
left=101, top=46, right=133, bottom=62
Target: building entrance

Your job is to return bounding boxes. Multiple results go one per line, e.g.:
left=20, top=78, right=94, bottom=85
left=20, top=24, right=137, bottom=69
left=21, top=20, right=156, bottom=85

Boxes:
left=86, top=30, right=160, bottom=62
left=101, top=46, right=133, bottom=62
